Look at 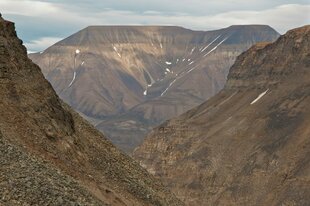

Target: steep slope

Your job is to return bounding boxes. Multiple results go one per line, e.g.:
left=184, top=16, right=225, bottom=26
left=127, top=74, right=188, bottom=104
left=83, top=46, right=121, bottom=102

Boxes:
left=0, top=131, right=104, bottom=205
left=0, top=16, right=183, bottom=205
left=29, top=25, right=279, bottom=152
left=134, top=25, right=310, bottom=205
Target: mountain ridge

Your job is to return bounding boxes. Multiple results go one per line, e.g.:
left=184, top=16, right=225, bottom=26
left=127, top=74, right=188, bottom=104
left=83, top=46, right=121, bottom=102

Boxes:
left=133, top=25, right=310, bottom=205
left=29, top=24, right=280, bottom=152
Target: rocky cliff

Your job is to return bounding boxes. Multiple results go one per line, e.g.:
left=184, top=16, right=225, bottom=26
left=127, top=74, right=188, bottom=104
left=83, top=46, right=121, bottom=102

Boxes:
left=0, top=16, right=183, bottom=205
left=29, top=25, right=279, bottom=152
left=133, top=25, right=310, bottom=205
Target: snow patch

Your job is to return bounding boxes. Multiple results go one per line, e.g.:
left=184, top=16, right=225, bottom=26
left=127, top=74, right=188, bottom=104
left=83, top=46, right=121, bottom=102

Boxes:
left=143, top=90, right=147, bottom=96
left=75, top=49, right=80, bottom=54
left=190, top=47, right=196, bottom=54
left=160, top=43, right=163, bottom=49
left=68, top=71, right=76, bottom=87
left=166, top=68, right=171, bottom=72
left=113, top=46, right=121, bottom=57
left=81, top=61, right=85, bottom=66
left=189, top=61, right=194, bottom=65
left=251, top=89, right=269, bottom=105
left=165, top=61, right=172, bottom=65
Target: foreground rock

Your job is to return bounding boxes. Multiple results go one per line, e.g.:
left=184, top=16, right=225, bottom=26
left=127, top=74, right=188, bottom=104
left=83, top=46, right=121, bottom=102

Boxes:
left=29, top=25, right=279, bottom=152
left=0, top=16, right=183, bottom=205
left=134, top=25, right=310, bottom=205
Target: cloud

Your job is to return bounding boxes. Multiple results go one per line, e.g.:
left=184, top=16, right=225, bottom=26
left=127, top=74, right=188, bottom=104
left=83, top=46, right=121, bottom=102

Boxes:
left=1, top=0, right=309, bottom=52
left=24, top=37, right=63, bottom=52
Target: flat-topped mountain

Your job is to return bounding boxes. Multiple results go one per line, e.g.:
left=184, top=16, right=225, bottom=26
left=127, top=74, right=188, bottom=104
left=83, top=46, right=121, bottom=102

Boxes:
left=133, top=25, right=310, bottom=205
left=30, top=24, right=279, bottom=152
left=0, top=16, right=183, bottom=205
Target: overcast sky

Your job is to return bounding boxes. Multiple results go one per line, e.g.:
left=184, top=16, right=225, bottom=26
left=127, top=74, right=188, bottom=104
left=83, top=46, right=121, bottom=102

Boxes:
left=1, top=0, right=309, bottom=52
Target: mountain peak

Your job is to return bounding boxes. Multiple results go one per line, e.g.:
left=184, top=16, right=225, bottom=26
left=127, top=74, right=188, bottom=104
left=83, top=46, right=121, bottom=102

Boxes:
left=30, top=21, right=280, bottom=152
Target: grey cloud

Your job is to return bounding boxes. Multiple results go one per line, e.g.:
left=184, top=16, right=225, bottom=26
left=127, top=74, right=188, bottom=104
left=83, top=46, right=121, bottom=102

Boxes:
left=1, top=0, right=309, bottom=52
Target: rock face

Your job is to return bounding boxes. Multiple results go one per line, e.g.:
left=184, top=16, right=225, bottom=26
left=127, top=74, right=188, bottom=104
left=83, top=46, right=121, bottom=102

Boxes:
left=0, top=16, right=183, bottom=205
left=133, top=25, right=310, bottom=205
left=29, top=25, right=279, bottom=152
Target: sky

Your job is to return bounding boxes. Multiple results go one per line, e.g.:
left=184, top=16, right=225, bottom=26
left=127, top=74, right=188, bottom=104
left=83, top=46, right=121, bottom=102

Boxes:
left=1, top=0, right=309, bottom=52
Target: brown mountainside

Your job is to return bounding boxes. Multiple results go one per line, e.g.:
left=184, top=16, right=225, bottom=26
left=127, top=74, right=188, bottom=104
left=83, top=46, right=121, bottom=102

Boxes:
left=29, top=25, right=279, bottom=152
left=0, top=16, right=183, bottom=205
left=134, top=25, right=310, bottom=205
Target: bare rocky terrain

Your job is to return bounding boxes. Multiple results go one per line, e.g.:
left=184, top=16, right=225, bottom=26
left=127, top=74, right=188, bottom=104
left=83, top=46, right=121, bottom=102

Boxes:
left=134, top=25, right=310, bottom=205
left=0, top=16, right=183, bottom=206
left=29, top=25, right=279, bottom=152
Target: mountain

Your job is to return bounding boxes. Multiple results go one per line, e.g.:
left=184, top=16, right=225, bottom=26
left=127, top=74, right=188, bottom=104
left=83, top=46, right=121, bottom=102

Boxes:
left=0, top=15, right=183, bottom=205
left=29, top=25, right=280, bottom=152
left=133, top=25, right=310, bottom=205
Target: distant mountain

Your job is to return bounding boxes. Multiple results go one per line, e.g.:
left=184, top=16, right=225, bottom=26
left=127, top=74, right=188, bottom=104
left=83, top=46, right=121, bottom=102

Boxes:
left=29, top=25, right=279, bottom=152
left=133, top=25, right=310, bottom=205
left=0, top=16, right=183, bottom=205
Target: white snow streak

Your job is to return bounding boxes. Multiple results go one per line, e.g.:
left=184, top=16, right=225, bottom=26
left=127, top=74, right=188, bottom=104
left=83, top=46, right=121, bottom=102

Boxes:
left=161, top=65, right=199, bottom=96
left=158, top=35, right=229, bottom=97
left=160, top=43, right=163, bottom=49
left=251, top=89, right=269, bottom=105
left=113, top=46, right=121, bottom=57
left=190, top=47, right=196, bottom=54
left=165, top=61, right=172, bottom=65
left=201, top=35, right=221, bottom=52
left=166, top=68, right=171, bottom=72
left=218, top=91, right=238, bottom=107
left=203, top=36, right=229, bottom=57
left=186, top=65, right=199, bottom=74
left=68, top=71, right=76, bottom=87
left=81, top=61, right=85, bottom=66
left=143, top=90, right=147, bottom=96
left=161, top=79, right=177, bottom=96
